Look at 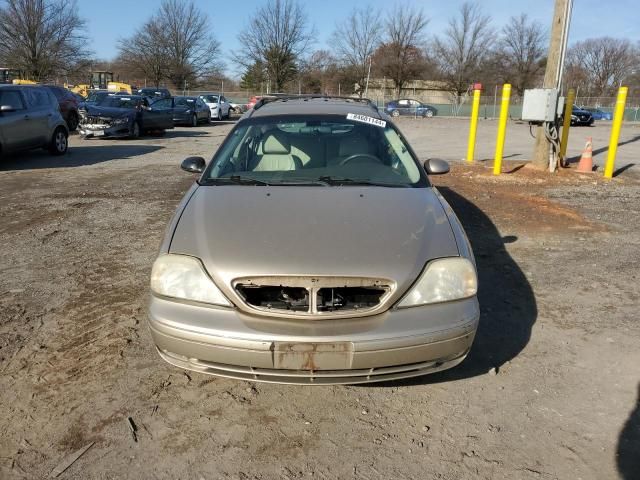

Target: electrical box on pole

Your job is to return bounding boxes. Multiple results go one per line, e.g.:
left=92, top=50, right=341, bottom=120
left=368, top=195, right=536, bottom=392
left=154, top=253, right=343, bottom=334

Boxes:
left=522, top=88, right=559, bottom=123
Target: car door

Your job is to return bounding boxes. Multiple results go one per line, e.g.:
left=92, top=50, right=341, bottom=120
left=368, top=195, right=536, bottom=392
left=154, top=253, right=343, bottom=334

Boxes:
left=196, top=98, right=209, bottom=121
left=220, top=95, right=230, bottom=117
left=409, top=99, right=421, bottom=116
left=150, top=98, right=174, bottom=129
left=397, top=99, right=410, bottom=115
left=23, top=88, right=52, bottom=145
left=0, top=89, right=32, bottom=151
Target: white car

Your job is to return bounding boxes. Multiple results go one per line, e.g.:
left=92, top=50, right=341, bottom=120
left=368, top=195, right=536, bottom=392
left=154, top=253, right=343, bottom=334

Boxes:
left=198, top=93, right=231, bottom=121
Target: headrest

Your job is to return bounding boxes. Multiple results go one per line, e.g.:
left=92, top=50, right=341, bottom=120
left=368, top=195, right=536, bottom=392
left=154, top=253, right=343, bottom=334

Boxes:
left=262, top=132, right=291, bottom=154
left=339, top=134, right=373, bottom=157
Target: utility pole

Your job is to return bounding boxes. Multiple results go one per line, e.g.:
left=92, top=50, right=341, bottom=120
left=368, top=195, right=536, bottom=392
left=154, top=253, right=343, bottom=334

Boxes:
left=532, top=0, right=573, bottom=169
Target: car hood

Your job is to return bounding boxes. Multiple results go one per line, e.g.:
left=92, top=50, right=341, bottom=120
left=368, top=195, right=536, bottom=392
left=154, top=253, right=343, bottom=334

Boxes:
left=169, top=186, right=459, bottom=304
left=83, top=106, right=134, bottom=119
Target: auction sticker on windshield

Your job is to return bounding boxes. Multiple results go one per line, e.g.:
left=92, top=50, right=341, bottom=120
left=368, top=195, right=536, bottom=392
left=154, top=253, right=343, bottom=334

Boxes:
left=346, top=113, right=386, bottom=128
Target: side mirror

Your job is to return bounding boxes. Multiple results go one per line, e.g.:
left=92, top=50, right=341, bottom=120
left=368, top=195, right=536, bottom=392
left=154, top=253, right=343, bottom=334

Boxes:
left=424, top=158, right=450, bottom=175
left=0, top=105, right=16, bottom=113
left=181, top=156, right=206, bottom=173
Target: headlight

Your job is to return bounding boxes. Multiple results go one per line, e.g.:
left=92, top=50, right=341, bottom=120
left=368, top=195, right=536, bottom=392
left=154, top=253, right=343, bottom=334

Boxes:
left=398, top=258, right=477, bottom=308
left=185, top=109, right=192, bottom=114
left=150, top=254, right=231, bottom=306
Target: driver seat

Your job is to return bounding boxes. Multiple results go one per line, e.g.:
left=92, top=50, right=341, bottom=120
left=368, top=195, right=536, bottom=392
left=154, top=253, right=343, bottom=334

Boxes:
left=329, top=133, right=375, bottom=165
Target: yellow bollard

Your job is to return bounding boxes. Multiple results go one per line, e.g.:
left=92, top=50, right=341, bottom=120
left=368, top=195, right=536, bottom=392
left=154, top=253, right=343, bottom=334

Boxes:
left=604, top=86, right=629, bottom=179
left=559, top=88, right=576, bottom=162
left=493, top=84, right=511, bottom=175
left=466, top=88, right=482, bottom=163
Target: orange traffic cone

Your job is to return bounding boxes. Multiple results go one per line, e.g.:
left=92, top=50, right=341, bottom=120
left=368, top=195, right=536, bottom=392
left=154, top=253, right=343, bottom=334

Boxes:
left=576, top=137, right=594, bottom=173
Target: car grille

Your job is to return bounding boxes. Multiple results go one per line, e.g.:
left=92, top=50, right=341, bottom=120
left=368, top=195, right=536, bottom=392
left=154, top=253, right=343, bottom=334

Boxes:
left=233, top=276, right=394, bottom=318
left=81, top=116, right=113, bottom=126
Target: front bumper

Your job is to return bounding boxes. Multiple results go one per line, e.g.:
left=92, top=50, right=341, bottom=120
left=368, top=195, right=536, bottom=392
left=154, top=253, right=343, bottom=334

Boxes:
left=79, top=124, right=130, bottom=138
left=148, top=295, right=479, bottom=384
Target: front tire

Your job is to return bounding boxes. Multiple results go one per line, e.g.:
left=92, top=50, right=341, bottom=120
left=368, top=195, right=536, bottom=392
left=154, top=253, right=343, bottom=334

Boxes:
left=425, top=110, right=434, bottom=118
left=48, top=127, right=68, bottom=155
left=66, top=112, right=79, bottom=131
left=191, top=114, right=198, bottom=127
left=391, top=109, right=400, bottom=117
left=217, top=109, right=222, bottom=121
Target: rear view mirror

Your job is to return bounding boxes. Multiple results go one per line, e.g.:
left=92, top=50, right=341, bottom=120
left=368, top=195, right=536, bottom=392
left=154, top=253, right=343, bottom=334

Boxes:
left=181, top=156, right=206, bottom=173
left=0, top=105, right=16, bottom=113
left=424, top=158, right=450, bottom=175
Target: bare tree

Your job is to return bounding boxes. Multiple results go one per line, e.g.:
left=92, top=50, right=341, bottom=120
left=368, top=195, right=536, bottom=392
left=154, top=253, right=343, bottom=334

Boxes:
left=331, top=7, right=383, bottom=97
left=496, top=14, right=547, bottom=96
left=117, top=17, right=168, bottom=87
left=237, top=0, right=313, bottom=92
left=434, top=2, right=494, bottom=101
left=376, top=3, right=429, bottom=94
left=159, top=0, right=223, bottom=89
left=567, top=37, right=639, bottom=96
left=0, top=0, right=89, bottom=81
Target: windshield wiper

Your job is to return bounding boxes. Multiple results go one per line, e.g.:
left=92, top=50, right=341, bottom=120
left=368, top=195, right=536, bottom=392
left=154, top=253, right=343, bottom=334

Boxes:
left=210, top=175, right=271, bottom=186
left=316, top=176, right=405, bottom=187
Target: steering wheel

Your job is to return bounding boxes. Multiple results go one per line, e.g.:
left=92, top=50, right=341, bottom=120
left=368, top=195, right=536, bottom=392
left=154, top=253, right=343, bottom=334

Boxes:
left=339, top=153, right=383, bottom=166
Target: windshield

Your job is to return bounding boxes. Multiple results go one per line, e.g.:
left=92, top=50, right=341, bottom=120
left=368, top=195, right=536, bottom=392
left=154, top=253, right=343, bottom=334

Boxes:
left=201, top=95, right=219, bottom=103
left=175, top=97, right=196, bottom=107
left=87, top=91, right=108, bottom=103
left=203, top=115, right=427, bottom=187
left=96, top=96, right=140, bottom=109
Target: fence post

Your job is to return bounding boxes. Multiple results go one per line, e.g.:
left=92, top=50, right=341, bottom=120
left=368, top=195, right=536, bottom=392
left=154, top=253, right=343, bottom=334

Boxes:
left=466, top=87, right=482, bottom=163
left=493, top=84, right=512, bottom=176
left=604, top=86, right=629, bottom=179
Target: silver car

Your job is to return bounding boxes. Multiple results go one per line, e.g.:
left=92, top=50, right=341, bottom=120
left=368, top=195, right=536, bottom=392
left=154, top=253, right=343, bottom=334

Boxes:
left=149, top=96, right=479, bottom=385
left=0, top=85, right=69, bottom=157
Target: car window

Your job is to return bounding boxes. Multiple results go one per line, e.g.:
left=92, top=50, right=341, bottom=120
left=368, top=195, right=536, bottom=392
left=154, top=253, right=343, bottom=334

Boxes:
left=221, top=96, right=226, bottom=103
left=152, top=98, right=172, bottom=108
left=201, top=95, right=219, bottom=103
left=398, top=100, right=409, bottom=106
left=204, top=115, right=426, bottom=188
left=0, top=90, right=25, bottom=110
left=175, top=97, right=196, bottom=107
left=48, top=87, right=64, bottom=100
left=24, top=88, right=51, bottom=108
left=409, top=100, right=420, bottom=106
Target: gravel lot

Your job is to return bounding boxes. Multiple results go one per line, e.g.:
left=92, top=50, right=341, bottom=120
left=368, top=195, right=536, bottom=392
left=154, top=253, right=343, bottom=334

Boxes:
left=1, top=117, right=639, bottom=479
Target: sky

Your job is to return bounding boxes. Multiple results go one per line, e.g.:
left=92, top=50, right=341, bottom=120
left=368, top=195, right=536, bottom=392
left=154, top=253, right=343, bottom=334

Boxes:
left=78, top=0, right=640, bottom=78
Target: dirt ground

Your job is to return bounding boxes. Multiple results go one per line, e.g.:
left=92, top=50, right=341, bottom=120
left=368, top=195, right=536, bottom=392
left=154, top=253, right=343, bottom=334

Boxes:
left=1, top=118, right=639, bottom=479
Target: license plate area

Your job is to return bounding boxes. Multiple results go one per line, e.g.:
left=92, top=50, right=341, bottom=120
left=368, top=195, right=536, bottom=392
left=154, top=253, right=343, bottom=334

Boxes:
left=273, top=342, right=353, bottom=370
left=93, top=130, right=105, bottom=136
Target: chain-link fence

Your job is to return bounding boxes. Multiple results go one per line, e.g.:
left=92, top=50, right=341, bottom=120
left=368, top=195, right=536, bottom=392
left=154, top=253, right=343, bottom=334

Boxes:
left=171, top=89, right=640, bottom=122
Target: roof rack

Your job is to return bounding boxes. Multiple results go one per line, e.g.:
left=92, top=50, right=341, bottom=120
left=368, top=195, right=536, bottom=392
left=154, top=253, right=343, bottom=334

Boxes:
left=252, top=94, right=378, bottom=112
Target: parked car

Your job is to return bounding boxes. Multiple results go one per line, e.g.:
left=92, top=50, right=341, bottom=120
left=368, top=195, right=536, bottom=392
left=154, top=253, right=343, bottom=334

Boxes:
left=246, top=95, right=264, bottom=110
left=79, top=94, right=174, bottom=139
left=228, top=100, right=247, bottom=114
left=570, top=106, right=595, bottom=126
left=198, top=93, right=231, bottom=120
left=42, top=84, right=80, bottom=131
left=582, top=107, right=612, bottom=120
left=148, top=95, right=479, bottom=385
left=0, top=85, right=69, bottom=156
left=138, top=87, right=172, bottom=99
left=385, top=99, right=437, bottom=118
left=79, top=89, right=109, bottom=110
left=172, top=96, right=211, bottom=126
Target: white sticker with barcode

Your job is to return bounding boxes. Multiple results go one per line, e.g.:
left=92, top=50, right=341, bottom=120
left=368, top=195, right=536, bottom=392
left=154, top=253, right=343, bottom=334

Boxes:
left=347, top=113, right=386, bottom=128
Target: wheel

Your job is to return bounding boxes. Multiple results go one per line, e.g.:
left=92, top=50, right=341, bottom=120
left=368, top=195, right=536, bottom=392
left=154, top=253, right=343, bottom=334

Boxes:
left=224, top=107, right=230, bottom=119
left=130, top=121, right=141, bottom=138
left=207, top=112, right=212, bottom=123
left=66, top=111, right=79, bottom=131
left=425, top=109, right=434, bottom=118
left=191, top=114, right=198, bottom=127
left=391, top=109, right=400, bottom=117
left=48, top=127, right=68, bottom=155
left=217, top=109, right=222, bottom=121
